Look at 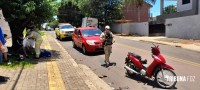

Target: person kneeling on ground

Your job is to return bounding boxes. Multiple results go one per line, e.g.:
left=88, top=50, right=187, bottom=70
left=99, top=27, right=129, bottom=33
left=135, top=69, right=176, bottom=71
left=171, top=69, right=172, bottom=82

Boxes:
left=26, top=25, right=43, bottom=59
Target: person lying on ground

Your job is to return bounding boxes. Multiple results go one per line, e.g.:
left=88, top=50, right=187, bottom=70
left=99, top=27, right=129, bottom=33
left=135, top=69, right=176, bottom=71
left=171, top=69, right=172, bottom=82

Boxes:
left=22, top=37, right=35, bottom=57
left=16, top=34, right=25, bottom=60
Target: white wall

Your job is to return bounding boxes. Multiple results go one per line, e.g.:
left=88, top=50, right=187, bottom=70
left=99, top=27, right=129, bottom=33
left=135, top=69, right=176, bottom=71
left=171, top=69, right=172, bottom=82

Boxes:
left=111, top=22, right=149, bottom=36
left=199, top=0, right=200, bottom=14
left=177, top=0, right=192, bottom=12
left=111, top=23, right=130, bottom=35
left=166, top=15, right=200, bottom=39
left=130, top=22, right=149, bottom=36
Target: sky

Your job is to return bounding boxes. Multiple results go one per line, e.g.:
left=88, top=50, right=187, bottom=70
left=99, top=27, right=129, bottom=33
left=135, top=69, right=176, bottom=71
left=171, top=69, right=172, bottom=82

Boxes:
left=150, top=0, right=177, bottom=17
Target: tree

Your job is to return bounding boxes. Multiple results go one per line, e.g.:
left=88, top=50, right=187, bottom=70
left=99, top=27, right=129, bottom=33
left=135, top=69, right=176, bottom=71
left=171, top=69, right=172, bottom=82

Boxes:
left=164, top=5, right=177, bottom=14
left=47, top=19, right=59, bottom=29
left=58, top=1, right=84, bottom=27
left=0, top=0, right=56, bottom=50
left=57, top=0, right=122, bottom=26
left=77, top=0, right=123, bottom=25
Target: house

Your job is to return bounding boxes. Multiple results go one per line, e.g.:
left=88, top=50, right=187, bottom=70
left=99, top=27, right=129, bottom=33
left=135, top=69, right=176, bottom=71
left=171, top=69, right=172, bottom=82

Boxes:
left=111, top=2, right=152, bottom=35
left=122, top=2, right=152, bottom=22
left=110, top=0, right=200, bottom=39
left=177, top=0, right=200, bottom=13
left=157, top=0, right=200, bottom=24
left=157, top=0, right=200, bottom=39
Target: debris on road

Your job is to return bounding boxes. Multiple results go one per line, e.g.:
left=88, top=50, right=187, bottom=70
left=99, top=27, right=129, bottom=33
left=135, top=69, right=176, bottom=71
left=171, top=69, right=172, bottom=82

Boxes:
left=99, top=75, right=108, bottom=79
left=108, top=82, right=114, bottom=86
left=113, top=86, right=129, bottom=90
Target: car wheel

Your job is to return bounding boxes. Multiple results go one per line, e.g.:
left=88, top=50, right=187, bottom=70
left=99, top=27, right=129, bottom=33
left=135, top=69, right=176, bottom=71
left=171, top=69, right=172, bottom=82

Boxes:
left=82, top=45, right=87, bottom=54
left=57, top=34, right=60, bottom=39
left=59, top=35, right=63, bottom=41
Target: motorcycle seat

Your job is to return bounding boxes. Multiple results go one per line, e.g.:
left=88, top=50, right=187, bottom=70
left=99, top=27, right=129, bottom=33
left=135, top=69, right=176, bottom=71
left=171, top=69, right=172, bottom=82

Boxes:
left=129, top=52, right=147, bottom=64
left=129, top=52, right=142, bottom=60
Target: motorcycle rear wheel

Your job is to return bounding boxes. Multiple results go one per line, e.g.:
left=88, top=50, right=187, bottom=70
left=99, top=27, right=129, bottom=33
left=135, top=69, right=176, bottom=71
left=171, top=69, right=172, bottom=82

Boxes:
left=126, top=62, right=136, bottom=76
left=155, top=68, right=177, bottom=89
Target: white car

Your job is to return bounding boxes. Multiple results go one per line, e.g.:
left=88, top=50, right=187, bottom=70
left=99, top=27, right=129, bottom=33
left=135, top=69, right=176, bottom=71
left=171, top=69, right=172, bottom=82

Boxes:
left=55, top=23, right=75, bottom=40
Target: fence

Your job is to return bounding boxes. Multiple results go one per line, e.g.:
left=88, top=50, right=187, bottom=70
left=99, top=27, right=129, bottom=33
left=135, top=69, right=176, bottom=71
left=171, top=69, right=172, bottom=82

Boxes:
left=111, top=22, right=149, bottom=36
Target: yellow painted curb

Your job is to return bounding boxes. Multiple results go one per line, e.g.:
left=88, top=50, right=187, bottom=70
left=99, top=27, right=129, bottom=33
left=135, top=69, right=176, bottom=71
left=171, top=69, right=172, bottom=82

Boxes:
left=43, top=36, right=67, bottom=90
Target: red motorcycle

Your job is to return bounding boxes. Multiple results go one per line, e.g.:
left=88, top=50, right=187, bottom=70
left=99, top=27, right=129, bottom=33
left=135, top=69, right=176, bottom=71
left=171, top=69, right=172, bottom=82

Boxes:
left=124, top=44, right=177, bottom=89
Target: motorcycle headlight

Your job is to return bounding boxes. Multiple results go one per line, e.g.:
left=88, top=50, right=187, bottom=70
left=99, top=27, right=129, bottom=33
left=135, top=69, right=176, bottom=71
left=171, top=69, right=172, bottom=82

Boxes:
left=86, top=40, right=95, bottom=45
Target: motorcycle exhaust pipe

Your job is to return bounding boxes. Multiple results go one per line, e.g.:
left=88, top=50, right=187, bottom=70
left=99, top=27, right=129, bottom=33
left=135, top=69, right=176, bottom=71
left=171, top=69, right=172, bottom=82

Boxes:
left=124, top=66, right=139, bottom=74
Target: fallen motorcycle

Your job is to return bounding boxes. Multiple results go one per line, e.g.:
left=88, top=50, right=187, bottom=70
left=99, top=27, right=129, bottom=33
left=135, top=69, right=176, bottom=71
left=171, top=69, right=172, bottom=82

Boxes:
left=124, top=44, right=177, bottom=89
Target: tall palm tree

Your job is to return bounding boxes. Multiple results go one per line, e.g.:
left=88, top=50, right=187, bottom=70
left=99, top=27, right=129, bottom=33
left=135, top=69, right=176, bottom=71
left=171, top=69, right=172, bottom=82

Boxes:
left=123, top=0, right=156, bottom=22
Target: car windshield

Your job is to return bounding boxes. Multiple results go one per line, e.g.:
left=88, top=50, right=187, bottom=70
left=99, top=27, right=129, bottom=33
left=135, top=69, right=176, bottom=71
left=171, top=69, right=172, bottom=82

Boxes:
left=81, top=29, right=102, bottom=37
left=60, top=25, right=73, bottom=29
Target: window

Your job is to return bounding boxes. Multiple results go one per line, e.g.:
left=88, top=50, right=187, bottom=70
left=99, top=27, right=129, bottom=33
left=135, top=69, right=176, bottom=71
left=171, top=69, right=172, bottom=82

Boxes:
left=81, top=29, right=102, bottom=37
left=182, top=0, right=190, bottom=5
left=60, top=25, right=73, bottom=29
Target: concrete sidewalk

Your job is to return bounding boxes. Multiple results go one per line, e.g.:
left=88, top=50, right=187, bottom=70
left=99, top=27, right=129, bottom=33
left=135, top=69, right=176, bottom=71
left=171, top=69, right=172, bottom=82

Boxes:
left=116, top=35, right=200, bottom=52
left=0, top=38, right=23, bottom=90
left=0, top=34, right=112, bottom=90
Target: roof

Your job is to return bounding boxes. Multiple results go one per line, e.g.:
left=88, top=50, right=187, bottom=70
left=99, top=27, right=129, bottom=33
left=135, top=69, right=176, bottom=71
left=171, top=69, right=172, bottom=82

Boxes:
left=58, top=23, right=71, bottom=26
left=77, top=27, right=98, bottom=31
left=113, top=19, right=133, bottom=23
left=144, top=1, right=153, bottom=7
left=124, top=1, right=153, bottom=8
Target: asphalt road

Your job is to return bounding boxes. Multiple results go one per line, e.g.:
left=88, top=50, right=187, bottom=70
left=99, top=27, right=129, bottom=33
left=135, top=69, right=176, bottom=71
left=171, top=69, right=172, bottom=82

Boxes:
left=47, top=31, right=200, bottom=90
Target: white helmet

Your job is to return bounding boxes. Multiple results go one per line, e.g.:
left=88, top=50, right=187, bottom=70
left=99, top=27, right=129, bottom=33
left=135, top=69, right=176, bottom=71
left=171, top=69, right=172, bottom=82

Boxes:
left=105, top=25, right=110, bottom=30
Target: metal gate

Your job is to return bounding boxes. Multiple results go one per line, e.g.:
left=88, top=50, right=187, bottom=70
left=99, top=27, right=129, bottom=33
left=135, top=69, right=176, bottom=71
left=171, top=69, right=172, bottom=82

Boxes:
left=149, top=24, right=165, bottom=36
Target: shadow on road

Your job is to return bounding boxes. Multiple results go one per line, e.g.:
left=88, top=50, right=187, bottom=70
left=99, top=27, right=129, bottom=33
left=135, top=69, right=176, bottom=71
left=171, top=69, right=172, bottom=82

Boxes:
left=36, top=50, right=62, bottom=64
left=50, top=50, right=62, bottom=60
left=125, top=74, right=177, bottom=89
left=73, top=46, right=104, bottom=56
left=57, top=38, right=72, bottom=41
left=101, top=62, right=117, bottom=68
left=0, top=76, right=9, bottom=84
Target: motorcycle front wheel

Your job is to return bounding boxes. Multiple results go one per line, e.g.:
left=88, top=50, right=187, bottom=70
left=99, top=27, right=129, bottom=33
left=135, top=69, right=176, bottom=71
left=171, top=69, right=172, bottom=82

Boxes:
left=155, top=68, right=177, bottom=89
